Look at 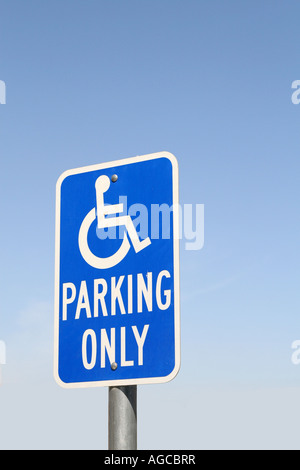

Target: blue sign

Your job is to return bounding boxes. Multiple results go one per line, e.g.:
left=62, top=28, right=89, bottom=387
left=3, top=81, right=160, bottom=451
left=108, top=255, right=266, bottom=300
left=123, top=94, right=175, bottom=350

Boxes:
left=54, top=152, right=180, bottom=387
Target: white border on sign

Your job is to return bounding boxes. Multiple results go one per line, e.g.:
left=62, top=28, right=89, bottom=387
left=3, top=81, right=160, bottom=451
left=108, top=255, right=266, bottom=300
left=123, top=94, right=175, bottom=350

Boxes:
left=54, top=151, right=180, bottom=388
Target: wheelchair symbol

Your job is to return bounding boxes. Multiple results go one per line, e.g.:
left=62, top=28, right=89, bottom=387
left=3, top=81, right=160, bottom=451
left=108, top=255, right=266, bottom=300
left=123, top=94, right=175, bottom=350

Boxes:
left=78, top=175, right=151, bottom=269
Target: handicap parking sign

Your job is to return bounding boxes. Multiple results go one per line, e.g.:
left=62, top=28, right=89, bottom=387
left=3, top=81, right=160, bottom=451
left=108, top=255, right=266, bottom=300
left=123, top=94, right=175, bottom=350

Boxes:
left=54, top=151, right=180, bottom=387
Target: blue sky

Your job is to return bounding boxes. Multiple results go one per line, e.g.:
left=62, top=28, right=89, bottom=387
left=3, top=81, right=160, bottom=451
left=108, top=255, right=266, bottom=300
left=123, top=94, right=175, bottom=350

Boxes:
left=0, top=0, right=300, bottom=449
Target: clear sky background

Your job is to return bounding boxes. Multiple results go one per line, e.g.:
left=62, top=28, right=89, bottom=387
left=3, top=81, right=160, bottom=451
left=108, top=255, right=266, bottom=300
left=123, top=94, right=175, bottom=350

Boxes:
left=0, top=0, right=300, bottom=449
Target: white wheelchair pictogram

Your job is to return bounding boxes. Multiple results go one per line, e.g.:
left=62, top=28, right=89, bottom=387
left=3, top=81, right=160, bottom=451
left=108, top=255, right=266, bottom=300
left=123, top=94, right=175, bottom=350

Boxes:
left=78, top=175, right=151, bottom=269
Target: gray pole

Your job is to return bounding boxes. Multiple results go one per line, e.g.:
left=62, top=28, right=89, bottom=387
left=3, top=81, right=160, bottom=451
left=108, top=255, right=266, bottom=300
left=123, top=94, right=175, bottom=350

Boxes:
left=108, top=385, right=137, bottom=450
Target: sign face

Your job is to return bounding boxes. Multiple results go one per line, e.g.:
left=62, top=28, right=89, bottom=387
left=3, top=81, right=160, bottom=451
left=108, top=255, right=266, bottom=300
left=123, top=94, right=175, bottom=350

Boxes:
left=54, top=152, right=180, bottom=388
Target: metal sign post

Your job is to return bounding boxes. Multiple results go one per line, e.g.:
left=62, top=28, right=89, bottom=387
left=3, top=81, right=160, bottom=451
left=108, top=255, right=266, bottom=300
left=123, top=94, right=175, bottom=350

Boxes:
left=108, top=385, right=137, bottom=450
left=54, top=152, right=180, bottom=449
